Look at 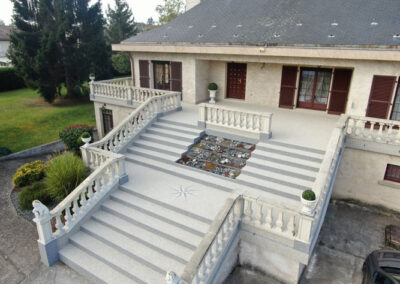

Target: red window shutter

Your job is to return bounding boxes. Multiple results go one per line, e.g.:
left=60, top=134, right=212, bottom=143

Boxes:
left=328, top=69, right=353, bottom=114
left=139, top=60, right=150, bottom=88
left=366, top=75, right=396, bottom=119
left=170, top=61, right=182, bottom=92
left=279, top=66, right=297, bottom=109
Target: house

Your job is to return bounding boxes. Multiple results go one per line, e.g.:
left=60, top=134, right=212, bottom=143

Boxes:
left=0, top=25, right=11, bottom=67
left=32, top=0, right=400, bottom=283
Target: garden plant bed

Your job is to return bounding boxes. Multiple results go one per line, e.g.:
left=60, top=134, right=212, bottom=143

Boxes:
left=177, top=135, right=255, bottom=178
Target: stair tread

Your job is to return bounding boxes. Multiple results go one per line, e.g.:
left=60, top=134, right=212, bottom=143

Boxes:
left=158, top=117, right=198, bottom=129
left=132, top=140, right=185, bottom=154
left=257, top=142, right=325, bottom=159
left=252, top=148, right=322, bottom=168
left=152, top=121, right=202, bottom=135
left=102, top=199, right=203, bottom=247
left=140, top=132, right=191, bottom=148
left=259, top=140, right=326, bottom=155
left=128, top=147, right=181, bottom=161
left=92, top=210, right=194, bottom=261
left=246, top=157, right=319, bottom=175
left=70, top=232, right=164, bottom=282
left=81, top=220, right=186, bottom=274
left=241, top=166, right=315, bottom=185
left=111, top=190, right=210, bottom=233
left=147, top=127, right=199, bottom=141
left=59, top=244, right=138, bottom=284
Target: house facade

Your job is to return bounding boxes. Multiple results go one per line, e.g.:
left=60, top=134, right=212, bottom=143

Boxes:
left=32, top=1, right=400, bottom=283
left=0, top=25, right=11, bottom=67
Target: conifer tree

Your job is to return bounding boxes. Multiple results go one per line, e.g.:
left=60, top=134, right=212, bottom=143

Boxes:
left=106, top=0, right=137, bottom=44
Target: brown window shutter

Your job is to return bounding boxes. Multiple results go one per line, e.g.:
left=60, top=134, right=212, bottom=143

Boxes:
left=366, top=75, right=396, bottom=119
left=170, top=61, right=182, bottom=92
left=279, top=66, right=297, bottom=109
left=139, top=60, right=150, bottom=88
left=328, top=69, right=353, bottom=114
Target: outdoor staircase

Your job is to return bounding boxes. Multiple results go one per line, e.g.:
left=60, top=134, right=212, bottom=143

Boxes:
left=57, top=116, right=327, bottom=283
left=59, top=182, right=212, bottom=283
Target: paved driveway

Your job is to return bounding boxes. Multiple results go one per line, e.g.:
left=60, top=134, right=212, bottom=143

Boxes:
left=0, top=155, right=91, bottom=284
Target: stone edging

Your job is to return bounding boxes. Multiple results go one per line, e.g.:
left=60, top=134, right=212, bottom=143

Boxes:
left=0, top=140, right=65, bottom=162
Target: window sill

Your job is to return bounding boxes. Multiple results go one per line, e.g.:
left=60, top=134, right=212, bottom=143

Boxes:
left=378, top=179, right=400, bottom=190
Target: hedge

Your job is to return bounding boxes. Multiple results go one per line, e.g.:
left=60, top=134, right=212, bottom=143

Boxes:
left=0, top=67, right=25, bottom=92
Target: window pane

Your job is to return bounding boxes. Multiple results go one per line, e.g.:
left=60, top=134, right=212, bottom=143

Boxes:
left=391, top=85, right=400, bottom=121
left=384, top=164, right=400, bottom=183
left=299, top=70, right=315, bottom=102
left=315, top=70, right=332, bottom=104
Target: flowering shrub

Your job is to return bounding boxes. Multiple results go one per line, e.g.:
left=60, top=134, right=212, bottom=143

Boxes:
left=59, top=124, right=94, bottom=154
left=13, top=160, right=47, bottom=187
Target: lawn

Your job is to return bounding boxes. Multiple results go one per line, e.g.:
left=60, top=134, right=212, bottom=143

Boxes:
left=0, top=88, right=95, bottom=153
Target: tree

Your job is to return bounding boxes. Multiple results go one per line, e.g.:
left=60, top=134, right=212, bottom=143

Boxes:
left=111, top=53, right=131, bottom=75
left=9, top=0, right=111, bottom=102
left=0, top=20, right=5, bottom=26
left=156, top=0, right=184, bottom=25
left=106, top=0, right=137, bottom=44
left=147, top=17, right=154, bottom=26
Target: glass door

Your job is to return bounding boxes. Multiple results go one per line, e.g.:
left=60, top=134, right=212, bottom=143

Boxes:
left=297, top=68, right=332, bottom=110
left=153, top=61, right=170, bottom=90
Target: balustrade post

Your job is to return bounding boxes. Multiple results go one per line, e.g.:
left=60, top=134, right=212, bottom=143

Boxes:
left=128, top=87, right=133, bottom=105
left=198, top=104, right=206, bottom=129
left=32, top=200, right=59, bottom=266
left=89, top=75, right=95, bottom=99
left=260, top=113, right=273, bottom=141
left=80, top=144, right=89, bottom=167
left=296, top=214, right=314, bottom=243
left=117, top=156, right=129, bottom=184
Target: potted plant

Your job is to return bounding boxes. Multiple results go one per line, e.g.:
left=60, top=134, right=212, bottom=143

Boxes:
left=81, top=132, right=91, bottom=145
left=301, top=190, right=317, bottom=216
left=89, top=73, right=95, bottom=82
left=208, top=82, right=218, bottom=104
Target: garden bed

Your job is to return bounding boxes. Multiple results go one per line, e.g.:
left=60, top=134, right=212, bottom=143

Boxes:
left=177, top=135, right=256, bottom=178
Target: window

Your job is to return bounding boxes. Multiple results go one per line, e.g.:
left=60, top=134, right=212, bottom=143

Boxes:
left=102, top=108, right=113, bottom=135
left=390, top=82, right=400, bottom=121
left=297, top=68, right=332, bottom=110
left=384, top=164, right=400, bottom=183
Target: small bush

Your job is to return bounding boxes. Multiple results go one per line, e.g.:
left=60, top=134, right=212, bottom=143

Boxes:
left=13, top=160, right=47, bottom=187
left=111, top=52, right=131, bottom=76
left=0, top=67, right=25, bottom=92
left=45, top=152, right=88, bottom=202
left=19, top=181, right=52, bottom=210
left=81, top=132, right=90, bottom=138
left=0, top=146, right=12, bottom=157
left=208, top=82, right=218, bottom=91
left=59, top=124, right=93, bottom=153
left=302, top=190, right=316, bottom=201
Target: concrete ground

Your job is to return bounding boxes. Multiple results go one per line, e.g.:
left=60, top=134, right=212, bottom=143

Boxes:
left=0, top=155, right=92, bottom=284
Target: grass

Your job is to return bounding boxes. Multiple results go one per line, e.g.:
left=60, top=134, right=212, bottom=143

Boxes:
left=0, top=88, right=95, bottom=152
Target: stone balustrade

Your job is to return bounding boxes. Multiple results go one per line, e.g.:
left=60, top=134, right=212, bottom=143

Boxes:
left=80, top=146, right=114, bottom=170
left=33, top=155, right=126, bottom=245
left=345, top=115, right=400, bottom=145
left=90, top=77, right=178, bottom=105
left=90, top=92, right=181, bottom=153
left=198, top=103, right=273, bottom=140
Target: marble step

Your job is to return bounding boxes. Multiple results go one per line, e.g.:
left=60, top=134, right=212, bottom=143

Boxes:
left=139, top=132, right=191, bottom=150
left=257, top=141, right=325, bottom=160
left=152, top=121, right=203, bottom=136
left=146, top=127, right=200, bottom=143
left=158, top=117, right=199, bottom=129
left=259, top=140, right=326, bottom=155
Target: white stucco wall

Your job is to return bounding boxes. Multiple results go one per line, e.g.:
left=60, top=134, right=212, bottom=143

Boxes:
left=93, top=102, right=134, bottom=138
left=333, top=148, right=400, bottom=212
left=129, top=51, right=400, bottom=118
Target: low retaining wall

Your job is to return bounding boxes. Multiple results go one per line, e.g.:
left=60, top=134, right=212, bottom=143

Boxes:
left=0, top=140, right=65, bottom=162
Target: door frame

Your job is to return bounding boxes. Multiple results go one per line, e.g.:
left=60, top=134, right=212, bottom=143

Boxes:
left=226, top=62, right=247, bottom=100
left=296, top=67, right=333, bottom=111
left=152, top=60, right=171, bottom=91
left=101, top=108, right=113, bottom=136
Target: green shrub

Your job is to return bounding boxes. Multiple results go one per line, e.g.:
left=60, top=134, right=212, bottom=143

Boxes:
left=302, top=190, right=316, bottom=201
left=45, top=152, right=88, bottom=202
left=81, top=132, right=90, bottom=138
left=208, top=82, right=218, bottom=91
left=18, top=181, right=52, bottom=210
left=13, top=160, right=47, bottom=187
left=0, top=146, right=12, bottom=157
left=111, top=52, right=131, bottom=75
left=59, top=124, right=93, bottom=153
left=0, top=67, right=25, bottom=92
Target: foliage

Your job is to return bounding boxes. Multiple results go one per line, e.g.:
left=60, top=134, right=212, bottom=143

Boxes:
left=18, top=181, right=52, bottom=210
left=302, top=190, right=316, bottom=201
left=208, top=82, right=218, bottom=90
left=81, top=132, right=90, bottom=138
left=147, top=17, right=155, bottom=25
left=106, top=0, right=137, bottom=44
left=0, top=88, right=95, bottom=153
left=0, top=146, right=12, bottom=157
left=9, top=0, right=111, bottom=103
left=112, top=52, right=131, bottom=75
left=59, top=124, right=94, bottom=153
left=13, top=160, right=47, bottom=187
left=45, top=152, right=88, bottom=202
left=156, top=0, right=185, bottom=25
left=0, top=68, right=25, bottom=92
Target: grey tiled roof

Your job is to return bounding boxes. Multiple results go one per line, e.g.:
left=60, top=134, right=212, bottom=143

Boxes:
left=124, top=0, right=400, bottom=48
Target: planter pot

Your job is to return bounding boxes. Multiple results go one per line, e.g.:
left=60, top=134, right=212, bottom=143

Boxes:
left=209, top=90, right=217, bottom=104
left=89, top=75, right=95, bottom=82
left=301, top=196, right=316, bottom=216
left=82, top=136, right=91, bottom=145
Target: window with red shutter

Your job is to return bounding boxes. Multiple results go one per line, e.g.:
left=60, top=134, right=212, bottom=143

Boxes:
left=390, top=81, right=400, bottom=121
left=384, top=164, right=400, bottom=183
left=328, top=69, right=353, bottom=114
left=170, top=62, right=182, bottom=93
left=139, top=60, right=150, bottom=88
left=279, top=66, right=298, bottom=109
left=366, top=75, right=396, bottom=119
